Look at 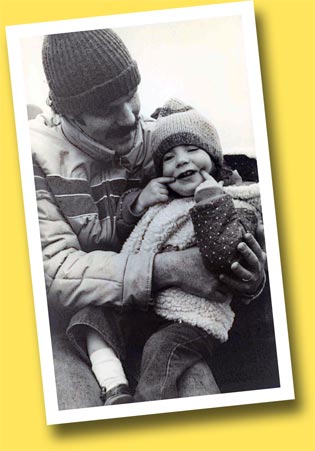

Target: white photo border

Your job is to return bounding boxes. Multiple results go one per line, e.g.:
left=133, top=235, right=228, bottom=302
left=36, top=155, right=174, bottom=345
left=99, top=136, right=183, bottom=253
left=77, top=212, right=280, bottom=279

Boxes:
left=6, top=0, right=294, bottom=425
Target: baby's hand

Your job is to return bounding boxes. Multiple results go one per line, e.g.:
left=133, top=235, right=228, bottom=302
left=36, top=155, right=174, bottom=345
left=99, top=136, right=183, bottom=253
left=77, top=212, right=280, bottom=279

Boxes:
left=195, top=170, right=221, bottom=192
left=200, top=170, right=222, bottom=187
left=194, top=170, right=223, bottom=202
left=135, top=177, right=175, bottom=214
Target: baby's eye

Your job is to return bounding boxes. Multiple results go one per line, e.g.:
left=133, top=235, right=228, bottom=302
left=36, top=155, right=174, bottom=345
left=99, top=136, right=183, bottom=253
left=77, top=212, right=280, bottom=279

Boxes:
left=163, top=154, right=174, bottom=162
left=188, top=147, right=198, bottom=152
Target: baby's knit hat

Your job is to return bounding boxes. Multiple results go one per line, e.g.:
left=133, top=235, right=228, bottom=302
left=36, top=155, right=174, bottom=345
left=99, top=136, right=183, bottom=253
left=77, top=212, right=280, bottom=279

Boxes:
left=42, top=29, right=141, bottom=116
left=152, top=98, right=223, bottom=175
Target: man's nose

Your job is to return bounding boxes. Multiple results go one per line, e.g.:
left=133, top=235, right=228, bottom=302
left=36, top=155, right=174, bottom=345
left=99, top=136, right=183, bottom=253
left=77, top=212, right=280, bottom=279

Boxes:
left=117, top=101, right=136, bottom=126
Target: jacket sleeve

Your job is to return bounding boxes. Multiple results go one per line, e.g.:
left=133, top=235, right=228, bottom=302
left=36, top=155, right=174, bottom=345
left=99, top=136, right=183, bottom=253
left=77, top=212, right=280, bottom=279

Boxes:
left=34, top=161, right=154, bottom=316
left=190, top=182, right=258, bottom=273
left=116, top=188, right=146, bottom=243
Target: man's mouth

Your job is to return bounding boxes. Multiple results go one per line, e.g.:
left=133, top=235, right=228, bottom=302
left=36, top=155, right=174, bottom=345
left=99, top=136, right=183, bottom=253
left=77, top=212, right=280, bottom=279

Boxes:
left=176, top=170, right=197, bottom=180
left=115, top=129, right=136, bottom=143
left=107, top=121, right=139, bottom=141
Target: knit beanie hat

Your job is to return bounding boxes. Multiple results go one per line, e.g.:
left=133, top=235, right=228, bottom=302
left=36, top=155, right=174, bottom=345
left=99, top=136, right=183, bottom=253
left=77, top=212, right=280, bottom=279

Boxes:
left=151, top=98, right=223, bottom=176
left=42, top=29, right=141, bottom=116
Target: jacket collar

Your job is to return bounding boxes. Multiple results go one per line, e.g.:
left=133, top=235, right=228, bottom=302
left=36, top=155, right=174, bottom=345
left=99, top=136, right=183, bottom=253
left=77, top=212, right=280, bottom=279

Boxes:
left=61, top=116, right=146, bottom=173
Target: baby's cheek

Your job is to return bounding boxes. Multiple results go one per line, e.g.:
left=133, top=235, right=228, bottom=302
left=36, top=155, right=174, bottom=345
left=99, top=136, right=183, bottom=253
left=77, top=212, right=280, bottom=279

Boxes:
left=162, top=165, right=174, bottom=178
left=200, top=156, right=213, bottom=173
left=201, top=163, right=212, bottom=173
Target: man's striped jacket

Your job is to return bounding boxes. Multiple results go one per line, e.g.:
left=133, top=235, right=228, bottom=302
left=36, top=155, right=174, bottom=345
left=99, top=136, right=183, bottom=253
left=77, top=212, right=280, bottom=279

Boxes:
left=30, top=114, right=156, bottom=315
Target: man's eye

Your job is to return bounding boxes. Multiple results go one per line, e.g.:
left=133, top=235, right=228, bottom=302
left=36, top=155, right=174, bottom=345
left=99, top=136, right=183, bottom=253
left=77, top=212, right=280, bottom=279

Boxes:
left=89, top=106, right=110, bottom=117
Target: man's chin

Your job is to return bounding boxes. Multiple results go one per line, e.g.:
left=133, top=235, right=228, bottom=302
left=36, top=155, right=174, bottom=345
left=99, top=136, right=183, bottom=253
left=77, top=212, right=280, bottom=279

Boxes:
left=109, top=132, right=136, bottom=155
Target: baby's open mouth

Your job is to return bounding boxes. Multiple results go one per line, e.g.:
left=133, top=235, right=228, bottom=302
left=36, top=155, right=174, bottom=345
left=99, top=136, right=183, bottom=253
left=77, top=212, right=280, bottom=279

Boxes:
left=176, top=170, right=197, bottom=180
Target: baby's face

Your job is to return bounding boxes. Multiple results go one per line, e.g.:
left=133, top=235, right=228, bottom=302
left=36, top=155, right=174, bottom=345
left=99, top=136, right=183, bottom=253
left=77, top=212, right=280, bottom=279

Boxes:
left=163, top=145, right=213, bottom=196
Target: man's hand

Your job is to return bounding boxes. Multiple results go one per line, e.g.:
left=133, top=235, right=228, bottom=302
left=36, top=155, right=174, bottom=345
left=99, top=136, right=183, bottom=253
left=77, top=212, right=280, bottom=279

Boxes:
left=219, top=232, right=267, bottom=296
left=133, top=177, right=175, bottom=214
left=256, top=221, right=266, bottom=252
left=153, top=247, right=232, bottom=303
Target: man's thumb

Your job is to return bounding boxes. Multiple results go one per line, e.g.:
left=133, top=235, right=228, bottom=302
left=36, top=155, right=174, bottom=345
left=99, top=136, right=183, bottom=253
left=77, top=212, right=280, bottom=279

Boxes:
left=256, top=222, right=266, bottom=252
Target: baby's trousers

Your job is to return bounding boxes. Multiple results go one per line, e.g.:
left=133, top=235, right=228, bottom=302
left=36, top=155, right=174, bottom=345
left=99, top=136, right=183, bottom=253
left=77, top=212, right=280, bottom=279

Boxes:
left=67, top=306, right=217, bottom=401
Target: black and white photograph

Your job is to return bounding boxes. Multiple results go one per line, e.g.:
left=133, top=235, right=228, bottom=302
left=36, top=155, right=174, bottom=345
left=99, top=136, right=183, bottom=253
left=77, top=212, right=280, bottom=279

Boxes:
left=6, top=1, right=293, bottom=424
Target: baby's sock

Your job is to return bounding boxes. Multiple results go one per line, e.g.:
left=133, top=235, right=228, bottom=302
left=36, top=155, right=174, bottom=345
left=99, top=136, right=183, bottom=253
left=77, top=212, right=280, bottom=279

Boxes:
left=90, top=347, right=128, bottom=391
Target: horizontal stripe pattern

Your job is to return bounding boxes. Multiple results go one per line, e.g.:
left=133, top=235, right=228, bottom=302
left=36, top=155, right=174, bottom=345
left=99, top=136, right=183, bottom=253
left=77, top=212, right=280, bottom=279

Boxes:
left=47, top=175, right=91, bottom=195
left=91, top=178, right=141, bottom=196
left=91, top=179, right=127, bottom=202
left=56, top=194, right=98, bottom=217
left=34, top=175, right=48, bottom=191
left=33, top=161, right=45, bottom=177
left=95, top=193, right=120, bottom=203
left=33, top=161, right=49, bottom=191
left=34, top=169, right=143, bottom=220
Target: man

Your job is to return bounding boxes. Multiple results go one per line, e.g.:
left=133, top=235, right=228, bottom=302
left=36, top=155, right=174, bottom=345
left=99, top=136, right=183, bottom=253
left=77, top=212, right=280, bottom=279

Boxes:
left=31, top=29, right=267, bottom=408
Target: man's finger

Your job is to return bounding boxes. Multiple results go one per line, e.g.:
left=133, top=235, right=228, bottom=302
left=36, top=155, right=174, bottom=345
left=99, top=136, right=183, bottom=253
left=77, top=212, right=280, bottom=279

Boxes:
left=237, top=242, right=260, bottom=270
left=243, top=233, right=267, bottom=268
left=243, top=233, right=263, bottom=256
left=255, top=223, right=266, bottom=253
left=230, top=262, right=253, bottom=281
left=219, top=273, right=245, bottom=292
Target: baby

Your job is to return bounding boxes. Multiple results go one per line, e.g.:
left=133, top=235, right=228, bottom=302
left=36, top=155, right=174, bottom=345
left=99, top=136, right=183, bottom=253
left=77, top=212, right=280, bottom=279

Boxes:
left=68, top=98, right=262, bottom=404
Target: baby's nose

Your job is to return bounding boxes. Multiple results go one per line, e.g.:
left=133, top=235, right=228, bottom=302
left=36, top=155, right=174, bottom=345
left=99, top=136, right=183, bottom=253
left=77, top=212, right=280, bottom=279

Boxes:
left=176, top=153, right=189, bottom=166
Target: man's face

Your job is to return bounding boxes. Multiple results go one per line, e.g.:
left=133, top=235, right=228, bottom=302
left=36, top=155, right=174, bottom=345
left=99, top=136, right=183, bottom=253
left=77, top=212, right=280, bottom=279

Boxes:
left=73, top=90, right=141, bottom=155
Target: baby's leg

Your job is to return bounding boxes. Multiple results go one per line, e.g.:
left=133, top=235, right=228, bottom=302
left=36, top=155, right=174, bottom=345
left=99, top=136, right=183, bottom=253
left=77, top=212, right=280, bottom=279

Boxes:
left=87, top=329, right=133, bottom=405
left=67, top=306, right=133, bottom=405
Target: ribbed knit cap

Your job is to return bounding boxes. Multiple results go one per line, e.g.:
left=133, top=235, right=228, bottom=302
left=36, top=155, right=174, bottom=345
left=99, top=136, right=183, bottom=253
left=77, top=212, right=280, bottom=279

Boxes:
left=152, top=98, right=223, bottom=175
left=42, top=29, right=141, bottom=116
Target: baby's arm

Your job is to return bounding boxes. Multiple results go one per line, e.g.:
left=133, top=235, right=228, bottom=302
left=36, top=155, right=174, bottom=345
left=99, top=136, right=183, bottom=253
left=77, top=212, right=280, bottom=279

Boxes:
left=116, top=177, right=174, bottom=243
left=190, top=173, right=258, bottom=273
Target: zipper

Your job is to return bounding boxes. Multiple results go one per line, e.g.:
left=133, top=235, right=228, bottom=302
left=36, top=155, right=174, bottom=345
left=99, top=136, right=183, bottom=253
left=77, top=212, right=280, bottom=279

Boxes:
left=102, top=167, right=115, bottom=231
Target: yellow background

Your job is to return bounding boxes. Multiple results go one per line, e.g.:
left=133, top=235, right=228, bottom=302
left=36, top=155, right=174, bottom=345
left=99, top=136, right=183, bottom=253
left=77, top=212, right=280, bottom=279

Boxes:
left=0, top=0, right=314, bottom=450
